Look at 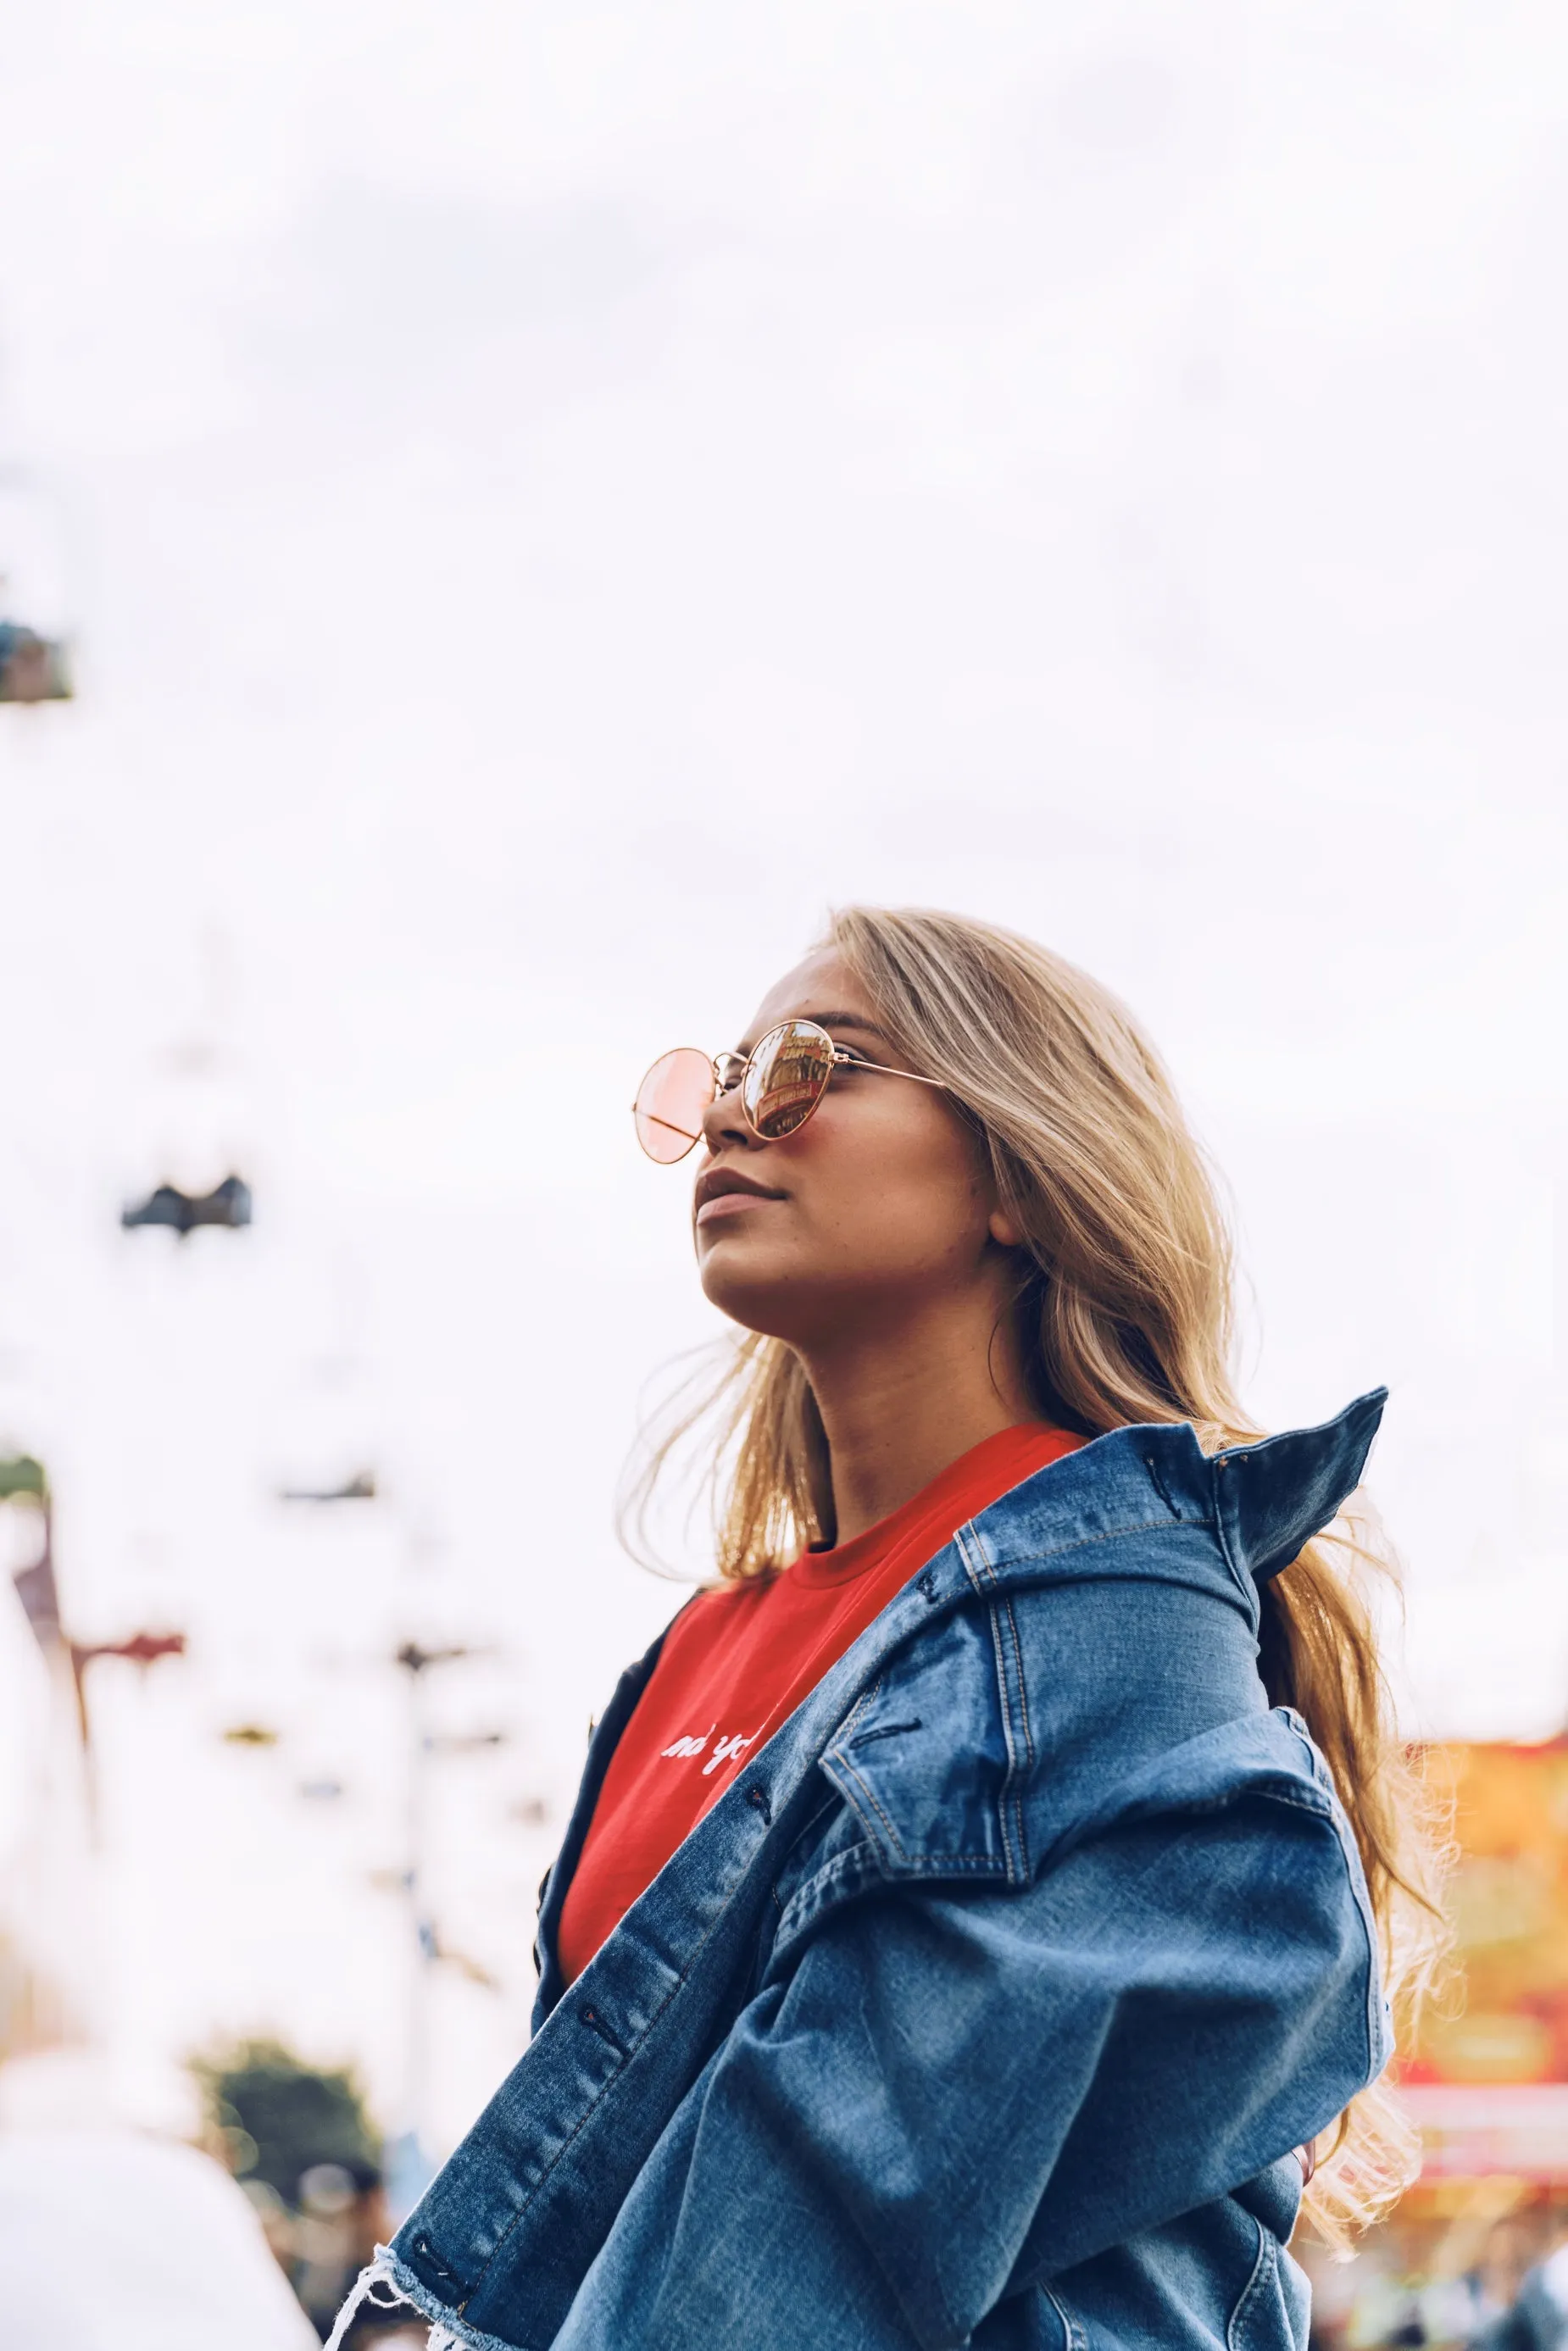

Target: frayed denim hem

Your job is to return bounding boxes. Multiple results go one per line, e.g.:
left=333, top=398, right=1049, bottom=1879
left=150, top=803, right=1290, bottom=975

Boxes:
left=324, top=2246, right=530, bottom=2351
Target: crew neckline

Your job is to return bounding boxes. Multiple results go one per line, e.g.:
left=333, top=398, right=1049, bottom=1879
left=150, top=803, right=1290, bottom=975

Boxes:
left=790, top=1422, right=1076, bottom=1590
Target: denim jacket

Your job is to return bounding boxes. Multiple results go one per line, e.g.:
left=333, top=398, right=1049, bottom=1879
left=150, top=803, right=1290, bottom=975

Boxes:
left=331, top=1392, right=1391, bottom=2351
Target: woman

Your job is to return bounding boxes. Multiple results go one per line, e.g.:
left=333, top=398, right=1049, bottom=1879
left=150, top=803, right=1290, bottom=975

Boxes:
left=333, top=907, right=1445, bottom=2351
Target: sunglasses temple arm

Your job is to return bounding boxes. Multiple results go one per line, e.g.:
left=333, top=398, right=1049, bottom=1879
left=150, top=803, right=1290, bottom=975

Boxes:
left=848, top=1058, right=948, bottom=1092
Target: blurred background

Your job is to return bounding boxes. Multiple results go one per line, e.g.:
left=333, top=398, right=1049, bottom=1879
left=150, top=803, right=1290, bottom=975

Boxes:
left=1, top=3, right=1565, bottom=2345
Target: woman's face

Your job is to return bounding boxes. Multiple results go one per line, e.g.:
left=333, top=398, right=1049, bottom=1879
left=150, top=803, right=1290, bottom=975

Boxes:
left=693, top=948, right=1016, bottom=1348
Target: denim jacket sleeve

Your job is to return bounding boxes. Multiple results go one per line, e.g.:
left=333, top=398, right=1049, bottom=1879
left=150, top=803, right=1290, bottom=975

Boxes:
left=553, top=1720, right=1385, bottom=2351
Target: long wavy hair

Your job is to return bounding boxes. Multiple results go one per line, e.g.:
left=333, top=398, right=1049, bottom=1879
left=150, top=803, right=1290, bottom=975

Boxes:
left=626, top=903, right=1449, bottom=2247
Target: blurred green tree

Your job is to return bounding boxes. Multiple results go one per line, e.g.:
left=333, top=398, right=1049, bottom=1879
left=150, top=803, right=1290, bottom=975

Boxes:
left=191, top=2037, right=381, bottom=2204
left=0, top=1454, right=47, bottom=1502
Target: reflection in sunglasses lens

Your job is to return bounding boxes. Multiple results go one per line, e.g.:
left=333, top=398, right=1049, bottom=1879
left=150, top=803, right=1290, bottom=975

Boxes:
left=743, top=1022, right=835, bottom=1141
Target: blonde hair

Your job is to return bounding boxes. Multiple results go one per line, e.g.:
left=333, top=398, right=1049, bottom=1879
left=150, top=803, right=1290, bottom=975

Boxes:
left=630, top=903, right=1448, bottom=2246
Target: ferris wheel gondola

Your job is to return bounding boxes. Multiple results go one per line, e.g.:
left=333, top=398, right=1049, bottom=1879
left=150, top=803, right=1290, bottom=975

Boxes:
left=0, top=615, right=70, bottom=703
left=0, top=466, right=75, bottom=703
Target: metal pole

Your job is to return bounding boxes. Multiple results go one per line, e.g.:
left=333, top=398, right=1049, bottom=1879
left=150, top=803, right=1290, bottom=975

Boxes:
left=390, top=1641, right=469, bottom=2206
left=405, top=1648, right=431, bottom=2164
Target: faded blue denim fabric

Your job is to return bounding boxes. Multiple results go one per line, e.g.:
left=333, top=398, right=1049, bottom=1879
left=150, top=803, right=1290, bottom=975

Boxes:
left=332, top=1392, right=1392, bottom=2351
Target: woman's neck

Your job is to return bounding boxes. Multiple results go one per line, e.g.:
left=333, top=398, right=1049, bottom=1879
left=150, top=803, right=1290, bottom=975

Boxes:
left=798, top=1295, right=1042, bottom=1545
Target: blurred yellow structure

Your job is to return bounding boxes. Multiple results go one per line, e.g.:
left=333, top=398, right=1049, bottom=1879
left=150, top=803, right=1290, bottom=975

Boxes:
left=1305, top=1742, right=1568, bottom=2349
left=1405, top=1741, right=1568, bottom=2180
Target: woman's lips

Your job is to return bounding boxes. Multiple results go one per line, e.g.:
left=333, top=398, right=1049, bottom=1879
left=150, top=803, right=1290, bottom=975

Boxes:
left=694, top=1189, right=783, bottom=1226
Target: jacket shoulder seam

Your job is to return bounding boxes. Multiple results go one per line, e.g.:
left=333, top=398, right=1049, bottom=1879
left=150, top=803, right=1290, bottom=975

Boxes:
left=1209, top=1457, right=1257, bottom=1616
left=975, top=1511, right=1209, bottom=1575
left=1001, top=1591, right=1035, bottom=1875
left=958, top=1526, right=1036, bottom=1882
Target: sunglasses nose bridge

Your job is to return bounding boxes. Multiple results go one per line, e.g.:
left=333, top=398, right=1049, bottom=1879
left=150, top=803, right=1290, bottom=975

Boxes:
left=702, top=1059, right=755, bottom=1153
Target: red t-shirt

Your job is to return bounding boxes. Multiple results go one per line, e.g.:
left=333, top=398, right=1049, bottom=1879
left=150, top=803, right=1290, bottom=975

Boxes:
left=556, top=1422, right=1084, bottom=1984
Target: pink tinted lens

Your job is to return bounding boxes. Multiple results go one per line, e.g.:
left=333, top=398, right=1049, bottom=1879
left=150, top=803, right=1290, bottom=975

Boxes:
left=633, top=1048, right=714, bottom=1163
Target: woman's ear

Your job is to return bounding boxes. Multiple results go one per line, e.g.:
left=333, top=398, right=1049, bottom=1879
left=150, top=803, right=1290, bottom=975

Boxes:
left=988, top=1206, right=1025, bottom=1249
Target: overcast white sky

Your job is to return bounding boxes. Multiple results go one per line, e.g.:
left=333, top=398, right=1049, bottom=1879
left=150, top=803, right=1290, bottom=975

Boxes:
left=0, top=0, right=1565, bottom=2156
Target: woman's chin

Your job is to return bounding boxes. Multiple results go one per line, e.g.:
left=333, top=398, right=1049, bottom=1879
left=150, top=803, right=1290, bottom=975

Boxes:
left=697, top=1253, right=820, bottom=1342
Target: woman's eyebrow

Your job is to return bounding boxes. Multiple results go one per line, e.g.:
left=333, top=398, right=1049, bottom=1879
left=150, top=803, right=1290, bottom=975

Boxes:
left=733, top=1013, right=890, bottom=1055
left=808, top=1012, right=887, bottom=1039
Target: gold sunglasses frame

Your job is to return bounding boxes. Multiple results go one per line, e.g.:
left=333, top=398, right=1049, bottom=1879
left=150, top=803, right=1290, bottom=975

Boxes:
left=633, top=1018, right=945, bottom=1162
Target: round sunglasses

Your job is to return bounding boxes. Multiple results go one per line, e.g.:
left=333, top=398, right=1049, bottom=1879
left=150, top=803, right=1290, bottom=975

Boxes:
left=632, top=1018, right=944, bottom=1163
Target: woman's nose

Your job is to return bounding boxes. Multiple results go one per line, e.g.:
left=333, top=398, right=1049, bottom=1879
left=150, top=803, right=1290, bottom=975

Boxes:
left=701, top=1071, right=753, bottom=1153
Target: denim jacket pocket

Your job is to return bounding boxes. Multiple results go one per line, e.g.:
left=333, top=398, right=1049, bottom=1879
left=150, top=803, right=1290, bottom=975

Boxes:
left=818, top=1603, right=1020, bottom=1880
